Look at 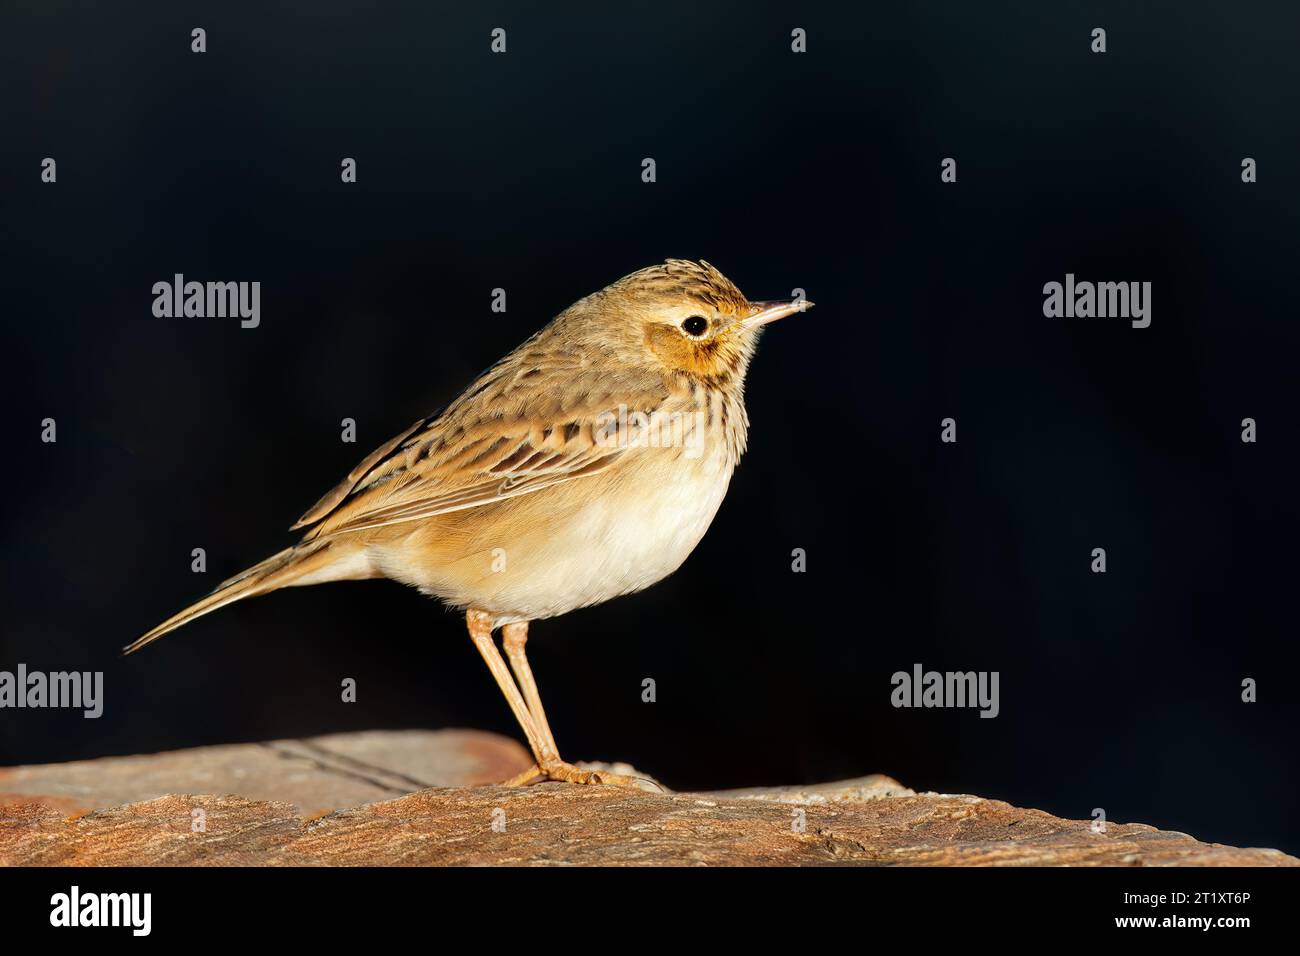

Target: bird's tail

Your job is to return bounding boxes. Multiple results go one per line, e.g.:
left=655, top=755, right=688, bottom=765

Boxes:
left=123, top=539, right=347, bottom=655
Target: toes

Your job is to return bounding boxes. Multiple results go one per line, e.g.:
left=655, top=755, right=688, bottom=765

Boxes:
left=504, top=760, right=660, bottom=790
left=591, top=771, right=663, bottom=792
left=537, top=762, right=610, bottom=786
left=502, top=764, right=545, bottom=786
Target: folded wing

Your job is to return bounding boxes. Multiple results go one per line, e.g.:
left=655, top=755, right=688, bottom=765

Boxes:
left=293, top=356, right=669, bottom=539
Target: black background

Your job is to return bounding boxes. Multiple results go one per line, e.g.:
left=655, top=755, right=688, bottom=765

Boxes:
left=2, top=2, right=1296, bottom=855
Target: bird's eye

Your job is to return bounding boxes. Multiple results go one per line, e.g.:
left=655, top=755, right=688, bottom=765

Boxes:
left=681, top=315, right=709, bottom=337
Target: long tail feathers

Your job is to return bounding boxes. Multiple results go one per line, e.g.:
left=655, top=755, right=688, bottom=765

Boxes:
left=123, top=540, right=340, bottom=655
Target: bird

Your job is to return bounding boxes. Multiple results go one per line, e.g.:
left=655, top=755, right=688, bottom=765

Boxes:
left=126, top=259, right=812, bottom=788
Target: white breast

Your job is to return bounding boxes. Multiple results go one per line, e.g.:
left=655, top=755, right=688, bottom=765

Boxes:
left=490, top=437, right=736, bottom=622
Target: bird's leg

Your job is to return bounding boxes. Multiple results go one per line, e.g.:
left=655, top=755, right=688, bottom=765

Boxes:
left=465, top=610, right=556, bottom=771
left=500, top=622, right=559, bottom=756
left=467, top=611, right=646, bottom=788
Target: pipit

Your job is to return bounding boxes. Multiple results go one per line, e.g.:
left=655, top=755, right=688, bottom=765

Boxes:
left=128, top=260, right=812, bottom=788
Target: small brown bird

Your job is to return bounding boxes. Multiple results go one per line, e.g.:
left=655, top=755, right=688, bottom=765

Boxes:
left=128, top=260, right=811, bottom=787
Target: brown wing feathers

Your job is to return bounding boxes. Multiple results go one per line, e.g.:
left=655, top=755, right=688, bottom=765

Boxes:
left=291, top=345, right=666, bottom=539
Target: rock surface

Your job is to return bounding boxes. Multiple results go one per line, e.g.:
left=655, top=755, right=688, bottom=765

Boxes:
left=0, top=731, right=1293, bottom=866
left=0, top=729, right=529, bottom=817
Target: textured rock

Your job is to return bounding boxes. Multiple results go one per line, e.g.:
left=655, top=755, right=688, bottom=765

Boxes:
left=0, top=729, right=531, bottom=816
left=0, top=731, right=1293, bottom=866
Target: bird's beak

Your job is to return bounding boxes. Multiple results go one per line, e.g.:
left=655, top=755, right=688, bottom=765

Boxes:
left=741, top=298, right=814, bottom=329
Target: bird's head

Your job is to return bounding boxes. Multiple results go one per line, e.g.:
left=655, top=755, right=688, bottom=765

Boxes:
left=578, top=259, right=812, bottom=387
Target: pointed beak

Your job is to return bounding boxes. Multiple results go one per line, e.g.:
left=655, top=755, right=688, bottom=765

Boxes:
left=741, top=298, right=814, bottom=329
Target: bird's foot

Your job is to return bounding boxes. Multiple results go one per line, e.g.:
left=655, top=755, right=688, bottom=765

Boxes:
left=503, top=759, right=663, bottom=792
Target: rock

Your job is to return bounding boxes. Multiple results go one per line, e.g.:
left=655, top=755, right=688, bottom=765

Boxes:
left=0, top=731, right=1293, bottom=866
left=0, top=729, right=531, bottom=817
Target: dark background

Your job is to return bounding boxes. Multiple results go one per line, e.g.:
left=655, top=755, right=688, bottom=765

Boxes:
left=2, top=2, right=1296, bottom=854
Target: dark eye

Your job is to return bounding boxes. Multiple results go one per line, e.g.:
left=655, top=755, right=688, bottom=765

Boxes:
left=681, top=315, right=708, bottom=337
